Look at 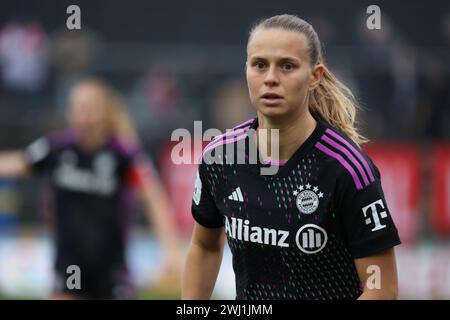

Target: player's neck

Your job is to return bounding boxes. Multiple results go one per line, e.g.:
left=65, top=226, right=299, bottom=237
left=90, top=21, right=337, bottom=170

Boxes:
left=257, top=111, right=317, bottom=163
left=76, top=131, right=109, bottom=153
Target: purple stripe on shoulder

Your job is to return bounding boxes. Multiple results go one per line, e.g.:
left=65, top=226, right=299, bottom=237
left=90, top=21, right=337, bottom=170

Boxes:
left=325, top=128, right=375, bottom=182
left=233, top=118, right=255, bottom=130
left=200, top=118, right=254, bottom=162
left=109, top=136, right=141, bottom=159
left=203, top=125, right=250, bottom=153
left=209, top=126, right=251, bottom=144
left=321, top=134, right=370, bottom=186
left=49, top=129, right=77, bottom=148
left=202, top=133, right=248, bottom=158
left=262, top=160, right=286, bottom=166
left=315, top=142, right=363, bottom=190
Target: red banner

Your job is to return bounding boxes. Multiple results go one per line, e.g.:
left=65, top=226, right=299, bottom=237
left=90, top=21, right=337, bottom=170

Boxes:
left=431, top=145, right=450, bottom=236
left=159, top=141, right=204, bottom=238
left=364, top=143, right=421, bottom=244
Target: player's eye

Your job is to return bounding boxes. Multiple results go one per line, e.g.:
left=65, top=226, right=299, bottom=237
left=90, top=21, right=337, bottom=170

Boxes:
left=281, top=63, right=295, bottom=71
left=253, top=61, right=266, bottom=70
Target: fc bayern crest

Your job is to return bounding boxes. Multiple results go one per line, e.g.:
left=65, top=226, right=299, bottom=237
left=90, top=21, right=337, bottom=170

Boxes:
left=293, top=184, right=324, bottom=214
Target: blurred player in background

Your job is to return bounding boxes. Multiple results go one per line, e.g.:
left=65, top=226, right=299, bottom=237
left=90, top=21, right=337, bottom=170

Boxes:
left=183, top=14, right=401, bottom=300
left=0, top=78, right=181, bottom=299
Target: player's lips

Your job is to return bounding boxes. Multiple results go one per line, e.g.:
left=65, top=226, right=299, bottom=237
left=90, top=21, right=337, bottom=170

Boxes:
left=260, top=92, right=284, bottom=105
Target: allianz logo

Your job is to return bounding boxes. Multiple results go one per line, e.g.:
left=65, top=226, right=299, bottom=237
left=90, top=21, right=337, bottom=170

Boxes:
left=224, top=216, right=328, bottom=254
left=53, top=151, right=118, bottom=196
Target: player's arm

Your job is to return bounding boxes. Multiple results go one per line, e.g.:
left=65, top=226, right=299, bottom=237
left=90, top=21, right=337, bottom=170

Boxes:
left=336, top=154, right=401, bottom=300
left=0, top=150, right=30, bottom=177
left=182, top=165, right=225, bottom=300
left=355, top=247, right=399, bottom=300
left=130, top=161, right=181, bottom=275
left=0, top=136, right=54, bottom=178
left=182, top=222, right=225, bottom=300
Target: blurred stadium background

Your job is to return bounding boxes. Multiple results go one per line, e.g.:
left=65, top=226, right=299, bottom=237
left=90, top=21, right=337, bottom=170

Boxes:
left=0, top=0, right=449, bottom=299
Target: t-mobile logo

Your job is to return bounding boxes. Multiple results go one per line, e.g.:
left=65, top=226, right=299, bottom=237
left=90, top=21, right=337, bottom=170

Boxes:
left=362, top=199, right=388, bottom=232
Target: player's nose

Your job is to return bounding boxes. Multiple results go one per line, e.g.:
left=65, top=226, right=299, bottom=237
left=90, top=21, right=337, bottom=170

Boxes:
left=264, top=65, right=280, bottom=87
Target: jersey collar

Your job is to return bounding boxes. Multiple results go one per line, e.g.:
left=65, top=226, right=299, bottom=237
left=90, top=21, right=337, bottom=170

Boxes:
left=244, top=117, right=328, bottom=176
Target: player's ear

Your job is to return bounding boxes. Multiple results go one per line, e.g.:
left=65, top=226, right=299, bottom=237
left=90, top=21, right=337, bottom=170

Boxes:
left=309, top=64, right=324, bottom=91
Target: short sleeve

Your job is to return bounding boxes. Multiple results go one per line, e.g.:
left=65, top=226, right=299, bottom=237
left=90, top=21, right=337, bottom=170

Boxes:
left=24, top=136, right=52, bottom=174
left=125, top=151, right=157, bottom=190
left=191, top=163, right=223, bottom=228
left=337, top=159, right=401, bottom=259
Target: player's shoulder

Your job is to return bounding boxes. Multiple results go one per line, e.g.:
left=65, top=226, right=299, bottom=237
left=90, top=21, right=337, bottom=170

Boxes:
left=25, top=129, right=75, bottom=165
left=313, top=122, right=378, bottom=191
left=36, top=128, right=76, bottom=151
left=200, top=117, right=256, bottom=164
left=108, top=136, right=142, bottom=160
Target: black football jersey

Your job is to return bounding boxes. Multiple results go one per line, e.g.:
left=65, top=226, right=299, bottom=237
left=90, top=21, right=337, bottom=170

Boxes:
left=192, top=118, right=401, bottom=300
left=25, top=130, right=153, bottom=273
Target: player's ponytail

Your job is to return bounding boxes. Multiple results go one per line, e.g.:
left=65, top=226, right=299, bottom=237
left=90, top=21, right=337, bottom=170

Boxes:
left=309, top=64, right=367, bottom=145
left=106, top=86, right=138, bottom=143
left=249, top=14, right=367, bottom=145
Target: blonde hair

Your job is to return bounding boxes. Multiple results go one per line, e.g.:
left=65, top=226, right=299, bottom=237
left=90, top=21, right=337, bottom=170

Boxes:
left=249, top=14, right=367, bottom=145
left=74, top=78, right=138, bottom=143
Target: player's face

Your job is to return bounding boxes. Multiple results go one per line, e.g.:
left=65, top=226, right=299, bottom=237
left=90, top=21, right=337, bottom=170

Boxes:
left=68, top=84, right=110, bottom=138
left=246, top=28, right=317, bottom=119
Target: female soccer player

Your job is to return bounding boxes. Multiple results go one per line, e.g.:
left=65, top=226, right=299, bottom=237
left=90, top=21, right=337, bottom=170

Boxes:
left=182, top=14, right=401, bottom=300
left=0, top=78, right=181, bottom=299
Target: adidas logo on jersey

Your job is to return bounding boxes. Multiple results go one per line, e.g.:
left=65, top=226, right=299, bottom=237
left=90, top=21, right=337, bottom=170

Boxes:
left=228, top=187, right=244, bottom=202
